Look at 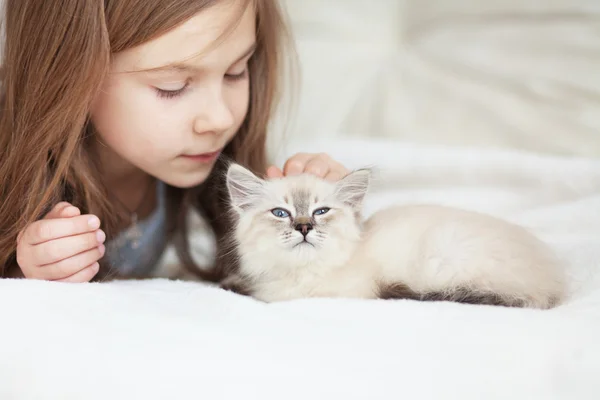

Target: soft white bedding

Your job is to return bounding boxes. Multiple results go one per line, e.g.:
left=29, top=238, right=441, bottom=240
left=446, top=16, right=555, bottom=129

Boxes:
left=1, top=138, right=599, bottom=400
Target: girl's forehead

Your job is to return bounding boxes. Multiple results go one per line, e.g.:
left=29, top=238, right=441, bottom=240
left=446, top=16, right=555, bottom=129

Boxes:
left=112, top=1, right=256, bottom=73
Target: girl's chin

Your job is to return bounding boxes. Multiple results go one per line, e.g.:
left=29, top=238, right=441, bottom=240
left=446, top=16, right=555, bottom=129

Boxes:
left=159, top=170, right=213, bottom=189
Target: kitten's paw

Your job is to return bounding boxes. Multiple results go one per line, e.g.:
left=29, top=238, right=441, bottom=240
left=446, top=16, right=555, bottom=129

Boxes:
left=219, top=274, right=253, bottom=297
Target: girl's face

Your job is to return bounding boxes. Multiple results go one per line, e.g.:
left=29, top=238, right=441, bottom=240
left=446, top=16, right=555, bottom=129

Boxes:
left=91, top=2, right=256, bottom=188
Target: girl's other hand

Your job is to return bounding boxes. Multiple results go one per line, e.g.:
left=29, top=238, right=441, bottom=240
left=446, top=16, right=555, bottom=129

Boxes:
left=266, top=152, right=349, bottom=182
left=16, top=202, right=105, bottom=282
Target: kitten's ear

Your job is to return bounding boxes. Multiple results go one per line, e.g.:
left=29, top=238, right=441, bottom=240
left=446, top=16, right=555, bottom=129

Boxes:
left=226, top=164, right=265, bottom=212
left=334, top=169, right=371, bottom=210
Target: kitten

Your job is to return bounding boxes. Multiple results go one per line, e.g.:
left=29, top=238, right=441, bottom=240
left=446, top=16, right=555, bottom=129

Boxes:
left=221, top=163, right=566, bottom=309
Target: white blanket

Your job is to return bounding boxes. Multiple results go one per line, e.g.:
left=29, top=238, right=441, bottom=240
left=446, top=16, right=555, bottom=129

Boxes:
left=1, top=138, right=599, bottom=400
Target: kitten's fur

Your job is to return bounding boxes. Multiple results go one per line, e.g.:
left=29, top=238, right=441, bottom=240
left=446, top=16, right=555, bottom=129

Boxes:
left=222, top=163, right=566, bottom=309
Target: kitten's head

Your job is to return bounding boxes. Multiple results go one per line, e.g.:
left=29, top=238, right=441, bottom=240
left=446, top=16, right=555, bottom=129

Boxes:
left=225, top=163, right=370, bottom=276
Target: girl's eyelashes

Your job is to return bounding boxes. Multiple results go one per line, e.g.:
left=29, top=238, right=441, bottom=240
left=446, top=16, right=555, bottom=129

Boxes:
left=154, top=67, right=248, bottom=99
left=155, top=82, right=189, bottom=99
left=225, top=67, right=248, bottom=82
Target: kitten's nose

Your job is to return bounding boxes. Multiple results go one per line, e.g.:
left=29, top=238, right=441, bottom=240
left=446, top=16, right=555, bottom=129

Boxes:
left=295, top=223, right=313, bottom=236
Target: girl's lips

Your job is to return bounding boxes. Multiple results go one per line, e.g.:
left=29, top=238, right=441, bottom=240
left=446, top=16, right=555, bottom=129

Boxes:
left=180, top=150, right=221, bottom=163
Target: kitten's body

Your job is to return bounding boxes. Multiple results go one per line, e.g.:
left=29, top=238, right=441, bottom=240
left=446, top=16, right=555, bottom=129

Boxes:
left=358, top=205, right=564, bottom=307
left=223, top=164, right=566, bottom=309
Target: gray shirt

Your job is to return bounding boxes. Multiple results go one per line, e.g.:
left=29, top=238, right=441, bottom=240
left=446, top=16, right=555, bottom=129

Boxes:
left=105, top=181, right=168, bottom=277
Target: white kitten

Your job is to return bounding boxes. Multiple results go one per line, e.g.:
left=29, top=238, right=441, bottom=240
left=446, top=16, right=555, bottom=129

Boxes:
left=222, top=163, right=566, bottom=309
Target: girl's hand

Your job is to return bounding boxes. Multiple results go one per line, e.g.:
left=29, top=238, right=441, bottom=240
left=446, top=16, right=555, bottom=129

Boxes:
left=16, top=202, right=105, bottom=282
left=266, top=152, right=349, bottom=182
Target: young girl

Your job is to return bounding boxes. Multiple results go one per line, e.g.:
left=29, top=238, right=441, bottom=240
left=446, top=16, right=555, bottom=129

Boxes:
left=0, top=0, right=348, bottom=282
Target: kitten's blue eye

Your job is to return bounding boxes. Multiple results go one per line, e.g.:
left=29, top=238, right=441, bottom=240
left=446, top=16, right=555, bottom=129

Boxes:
left=271, top=208, right=290, bottom=218
left=313, top=207, right=330, bottom=216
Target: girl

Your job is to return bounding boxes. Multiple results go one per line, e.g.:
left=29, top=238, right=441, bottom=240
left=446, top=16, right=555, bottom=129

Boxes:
left=0, top=0, right=348, bottom=282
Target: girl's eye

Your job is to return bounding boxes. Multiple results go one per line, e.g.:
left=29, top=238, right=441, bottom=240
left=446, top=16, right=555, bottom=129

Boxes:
left=155, top=83, right=189, bottom=99
left=271, top=208, right=290, bottom=218
left=225, top=68, right=248, bottom=82
left=313, top=207, right=330, bottom=216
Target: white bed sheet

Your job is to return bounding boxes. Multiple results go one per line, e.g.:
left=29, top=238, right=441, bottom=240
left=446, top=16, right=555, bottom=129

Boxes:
left=1, top=138, right=599, bottom=400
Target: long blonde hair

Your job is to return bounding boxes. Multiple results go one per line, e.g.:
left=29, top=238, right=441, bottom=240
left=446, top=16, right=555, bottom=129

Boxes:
left=0, top=0, right=293, bottom=280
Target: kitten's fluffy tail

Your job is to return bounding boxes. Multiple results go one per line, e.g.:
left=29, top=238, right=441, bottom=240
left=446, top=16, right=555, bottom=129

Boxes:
left=377, top=282, right=560, bottom=309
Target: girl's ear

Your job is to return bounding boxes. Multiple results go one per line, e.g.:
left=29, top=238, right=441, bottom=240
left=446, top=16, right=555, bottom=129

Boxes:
left=334, top=169, right=371, bottom=211
left=226, top=163, right=266, bottom=212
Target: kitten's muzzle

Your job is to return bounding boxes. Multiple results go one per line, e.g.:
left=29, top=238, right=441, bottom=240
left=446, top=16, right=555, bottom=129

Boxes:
left=295, top=223, right=313, bottom=237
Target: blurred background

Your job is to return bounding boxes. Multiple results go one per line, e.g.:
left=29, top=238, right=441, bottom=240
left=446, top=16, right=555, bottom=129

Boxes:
left=269, top=0, right=600, bottom=159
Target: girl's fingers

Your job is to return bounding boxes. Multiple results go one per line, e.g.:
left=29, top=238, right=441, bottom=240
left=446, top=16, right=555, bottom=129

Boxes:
left=43, top=202, right=73, bottom=219
left=303, top=158, right=331, bottom=178
left=26, top=214, right=101, bottom=245
left=57, top=205, right=81, bottom=218
left=280, top=153, right=349, bottom=180
left=266, top=166, right=284, bottom=178
left=323, top=170, right=346, bottom=182
left=282, top=153, right=313, bottom=176
left=40, top=245, right=105, bottom=280
left=54, top=262, right=100, bottom=283
left=34, top=230, right=106, bottom=265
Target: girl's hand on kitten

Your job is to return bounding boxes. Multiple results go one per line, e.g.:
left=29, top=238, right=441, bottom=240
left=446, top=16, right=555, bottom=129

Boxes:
left=267, top=152, right=349, bottom=182
left=16, top=202, right=105, bottom=282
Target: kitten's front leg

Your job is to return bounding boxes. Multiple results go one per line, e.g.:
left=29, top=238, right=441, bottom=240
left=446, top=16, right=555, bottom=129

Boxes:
left=219, top=273, right=254, bottom=297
